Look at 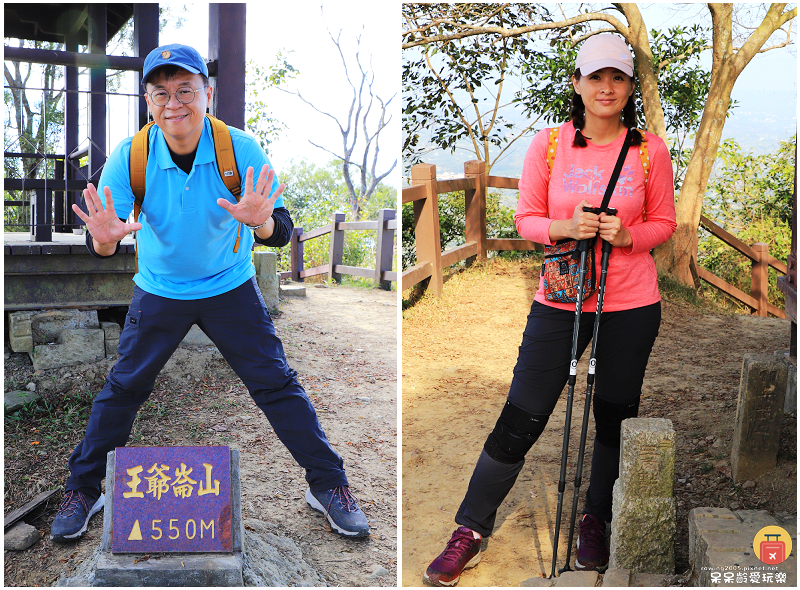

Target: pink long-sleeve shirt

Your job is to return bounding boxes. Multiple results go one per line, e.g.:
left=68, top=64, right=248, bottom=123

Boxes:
left=516, top=121, right=677, bottom=312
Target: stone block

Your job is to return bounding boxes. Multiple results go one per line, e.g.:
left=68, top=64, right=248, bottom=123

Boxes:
left=93, top=553, right=243, bottom=586
left=100, top=322, right=121, bottom=357
left=609, top=481, right=675, bottom=574
left=779, top=352, right=797, bottom=415
left=520, top=577, right=554, bottom=587
left=601, top=569, right=631, bottom=587
left=554, top=571, right=598, bottom=587
left=689, top=508, right=796, bottom=588
left=280, top=283, right=306, bottom=298
left=30, top=309, right=99, bottom=344
left=731, top=354, right=788, bottom=482
left=4, top=521, right=40, bottom=551
left=8, top=311, right=34, bottom=353
left=253, top=252, right=279, bottom=312
left=31, top=329, right=105, bottom=371
left=180, top=324, right=215, bottom=348
left=610, top=418, right=676, bottom=574
left=5, top=389, right=41, bottom=412
left=617, top=418, right=675, bottom=498
left=688, top=508, right=740, bottom=567
left=630, top=572, right=670, bottom=586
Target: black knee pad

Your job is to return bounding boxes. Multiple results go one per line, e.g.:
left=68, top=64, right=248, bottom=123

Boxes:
left=483, top=400, right=549, bottom=464
left=593, top=396, right=639, bottom=448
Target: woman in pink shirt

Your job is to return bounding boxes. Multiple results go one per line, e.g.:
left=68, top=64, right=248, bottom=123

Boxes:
left=424, top=35, right=677, bottom=586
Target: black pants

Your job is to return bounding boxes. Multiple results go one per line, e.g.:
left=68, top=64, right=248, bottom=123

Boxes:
left=456, top=300, right=661, bottom=537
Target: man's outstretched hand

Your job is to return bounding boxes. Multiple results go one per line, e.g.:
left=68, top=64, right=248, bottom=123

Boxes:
left=72, top=184, right=142, bottom=255
left=216, top=164, right=284, bottom=234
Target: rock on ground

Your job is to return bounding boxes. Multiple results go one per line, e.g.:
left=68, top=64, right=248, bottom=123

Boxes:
left=4, top=522, right=41, bottom=551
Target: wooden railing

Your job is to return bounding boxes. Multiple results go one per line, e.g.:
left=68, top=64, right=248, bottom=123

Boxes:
left=282, top=209, right=397, bottom=290
left=403, top=161, right=789, bottom=318
left=698, top=215, right=787, bottom=318
left=402, top=161, right=540, bottom=296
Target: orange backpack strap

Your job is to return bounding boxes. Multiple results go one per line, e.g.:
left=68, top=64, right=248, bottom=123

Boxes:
left=206, top=113, right=242, bottom=252
left=635, top=129, right=649, bottom=221
left=636, top=129, right=650, bottom=187
left=129, top=121, right=155, bottom=273
left=546, top=126, right=559, bottom=177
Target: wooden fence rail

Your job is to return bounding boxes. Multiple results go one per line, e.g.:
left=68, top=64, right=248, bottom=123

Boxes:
left=698, top=215, right=787, bottom=318
left=282, top=208, right=397, bottom=290
left=402, top=161, right=788, bottom=318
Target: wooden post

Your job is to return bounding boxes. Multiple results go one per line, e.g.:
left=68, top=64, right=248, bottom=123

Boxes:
left=87, top=3, right=107, bottom=185
left=54, top=158, right=65, bottom=233
left=751, top=242, right=769, bottom=317
left=410, top=164, right=443, bottom=297
left=464, top=160, right=487, bottom=264
left=31, top=188, right=52, bottom=242
left=328, top=212, right=346, bottom=284
left=375, top=208, right=395, bottom=290
left=134, top=4, right=159, bottom=129
left=208, top=3, right=246, bottom=129
left=290, top=226, right=304, bottom=282
left=65, top=28, right=80, bottom=231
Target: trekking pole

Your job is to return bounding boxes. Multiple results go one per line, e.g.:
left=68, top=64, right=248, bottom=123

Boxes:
left=560, top=207, right=616, bottom=574
left=549, top=236, right=593, bottom=580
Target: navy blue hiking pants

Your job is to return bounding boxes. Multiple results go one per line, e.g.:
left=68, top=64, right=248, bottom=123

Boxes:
left=66, top=277, right=347, bottom=496
left=456, top=300, right=661, bottom=537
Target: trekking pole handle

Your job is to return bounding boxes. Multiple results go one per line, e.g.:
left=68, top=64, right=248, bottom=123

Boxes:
left=583, top=206, right=617, bottom=254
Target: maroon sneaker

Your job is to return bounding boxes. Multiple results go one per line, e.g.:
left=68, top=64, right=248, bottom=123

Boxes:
left=423, top=526, right=482, bottom=586
left=575, top=514, right=609, bottom=572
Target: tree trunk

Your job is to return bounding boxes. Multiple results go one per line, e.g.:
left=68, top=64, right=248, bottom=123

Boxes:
left=619, top=4, right=667, bottom=142
left=653, top=3, right=795, bottom=285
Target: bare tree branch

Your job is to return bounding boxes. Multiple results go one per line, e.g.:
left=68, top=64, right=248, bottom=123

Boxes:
left=284, top=13, right=396, bottom=220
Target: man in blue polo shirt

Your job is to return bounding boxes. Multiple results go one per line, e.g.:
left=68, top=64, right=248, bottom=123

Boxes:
left=51, top=44, right=369, bottom=542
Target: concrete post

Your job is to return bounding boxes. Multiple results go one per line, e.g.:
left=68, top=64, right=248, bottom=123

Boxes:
left=609, top=418, right=676, bottom=574
left=730, top=353, right=788, bottom=482
left=253, top=251, right=279, bottom=312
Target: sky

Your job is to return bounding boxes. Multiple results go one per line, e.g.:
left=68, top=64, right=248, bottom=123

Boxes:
left=158, top=1, right=400, bottom=187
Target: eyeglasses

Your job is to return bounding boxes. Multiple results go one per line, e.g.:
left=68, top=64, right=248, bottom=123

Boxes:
left=147, top=86, right=206, bottom=107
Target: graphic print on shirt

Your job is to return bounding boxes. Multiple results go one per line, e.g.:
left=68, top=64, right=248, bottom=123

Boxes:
left=562, top=164, right=636, bottom=197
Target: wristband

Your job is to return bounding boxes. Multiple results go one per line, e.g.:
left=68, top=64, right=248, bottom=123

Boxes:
left=245, top=219, right=269, bottom=230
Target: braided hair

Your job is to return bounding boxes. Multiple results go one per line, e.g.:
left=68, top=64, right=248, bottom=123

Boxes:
left=570, top=69, right=642, bottom=147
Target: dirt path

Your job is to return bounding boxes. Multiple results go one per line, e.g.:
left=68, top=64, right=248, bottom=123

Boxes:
left=401, top=261, right=794, bottom=587
left=4, top=284, right=398, bottom=587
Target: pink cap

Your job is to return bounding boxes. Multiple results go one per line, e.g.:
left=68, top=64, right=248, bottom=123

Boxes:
left=575, top=34, right=634, bottom=77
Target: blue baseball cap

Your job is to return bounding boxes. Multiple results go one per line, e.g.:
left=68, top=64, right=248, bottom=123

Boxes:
left=142, top=44, right=208, bottom=85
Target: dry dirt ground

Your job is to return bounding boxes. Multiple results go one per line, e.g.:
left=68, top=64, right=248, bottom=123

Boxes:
left=4, top=284, right=398, bottom=587
left=402, top=260, right=795, bottom=587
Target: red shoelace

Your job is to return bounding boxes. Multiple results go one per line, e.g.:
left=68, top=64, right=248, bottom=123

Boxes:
left=57, top=490, right=89, bottom=518
left=326, top=486, right=359, bottom=514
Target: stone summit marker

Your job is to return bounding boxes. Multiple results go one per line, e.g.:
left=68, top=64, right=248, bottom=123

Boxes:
left=94, top=446, right=245, bottom=586
left=112, top=446, right=232, bottom=553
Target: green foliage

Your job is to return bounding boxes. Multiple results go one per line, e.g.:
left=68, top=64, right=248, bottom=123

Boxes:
left=246, top=51, right=298, bottom=154
left=258, top=159, right=397, bottom=285
left=403, top=5, right=723, bottom=183
left=402, top=190, right=518, bottom=269
left=699, top=136, right=795, bottom=310
left=403, top=4, right=555, bottom=171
